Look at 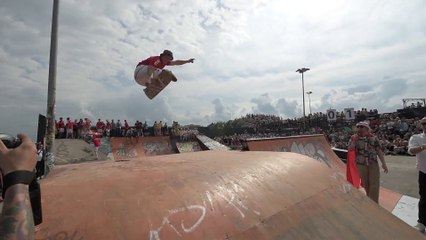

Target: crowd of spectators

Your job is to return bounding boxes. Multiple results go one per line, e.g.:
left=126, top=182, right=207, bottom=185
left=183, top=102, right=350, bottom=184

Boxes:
left=213, top=108, right=425, bottom=155
left=327, top=112, right=424, bottom=155
left=54, top=117, right=171, bottom=139
left=54, top=117, right=201, bottom=143
left=52, top=106, right=425, bottom=155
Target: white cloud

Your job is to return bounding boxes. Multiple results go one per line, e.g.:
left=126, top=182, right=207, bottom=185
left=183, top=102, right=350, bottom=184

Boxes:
left=1, top=0, right=425, bottom=139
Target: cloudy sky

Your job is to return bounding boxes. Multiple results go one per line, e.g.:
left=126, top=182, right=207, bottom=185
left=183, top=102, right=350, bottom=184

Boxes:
left=1, top=0, right=425, bottom=139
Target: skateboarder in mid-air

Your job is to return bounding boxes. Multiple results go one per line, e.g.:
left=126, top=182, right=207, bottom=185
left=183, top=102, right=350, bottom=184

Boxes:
left=134, top=50, right=194, bottom=88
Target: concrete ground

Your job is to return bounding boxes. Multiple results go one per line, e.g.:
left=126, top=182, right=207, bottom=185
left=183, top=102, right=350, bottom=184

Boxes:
left=381, top=155, right=419, bottom=198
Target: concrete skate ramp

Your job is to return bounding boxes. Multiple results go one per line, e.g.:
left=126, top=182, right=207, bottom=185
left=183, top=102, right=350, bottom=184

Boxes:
left=196, top=135, right=230, bottom=150
left=176, top=141, right=203, bottom=153
left=245, top=134, right=345, bottom=172
left=35, top=151, right=422, bottom=239
left=53, top=139, right=108, bottom=164
left=110, top=136, right=175, bottom=161
left=244, top=135, right=404, bottom=212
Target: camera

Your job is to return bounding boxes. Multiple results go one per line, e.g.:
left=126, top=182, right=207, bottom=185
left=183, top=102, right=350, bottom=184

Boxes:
left=0, top=133, right=22, bottom=148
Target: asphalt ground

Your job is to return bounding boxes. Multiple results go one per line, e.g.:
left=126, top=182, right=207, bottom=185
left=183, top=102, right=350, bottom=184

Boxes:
left=381, top=155, right=419, bottom=198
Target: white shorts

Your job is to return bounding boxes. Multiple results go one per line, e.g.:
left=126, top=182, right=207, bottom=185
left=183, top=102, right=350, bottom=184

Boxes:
left=134, top=65, right=162, bottom=86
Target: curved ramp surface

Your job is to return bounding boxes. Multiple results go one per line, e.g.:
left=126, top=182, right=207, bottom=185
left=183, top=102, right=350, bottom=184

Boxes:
left=196, top=135, right=230, bottom=150
left=54, top=139, right=109, bottom=164
left=245, top=134, right=345, bottom=172
left=244, top=135, right=410, bottom=213
left=35, top=151, right=421, bottom=239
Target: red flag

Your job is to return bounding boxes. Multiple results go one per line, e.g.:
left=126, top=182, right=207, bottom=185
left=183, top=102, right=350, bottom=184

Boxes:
left=346, top=149, right=361, bottom=188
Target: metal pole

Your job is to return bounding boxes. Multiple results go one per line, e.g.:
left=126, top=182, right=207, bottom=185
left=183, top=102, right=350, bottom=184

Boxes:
left=45, top=0, right=59, bottom=175
left=302, top=72, right=305, bottom=118
left=301, top=73, right=306, bottom=132
left=296, top=68, right=309, bottom=133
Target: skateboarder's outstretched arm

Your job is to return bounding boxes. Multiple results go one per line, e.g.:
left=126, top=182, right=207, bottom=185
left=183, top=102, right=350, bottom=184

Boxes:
left=169, top=58, right=195, bottom=66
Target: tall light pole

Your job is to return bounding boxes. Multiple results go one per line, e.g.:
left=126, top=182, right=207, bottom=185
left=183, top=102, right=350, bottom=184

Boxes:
left=306, top=91, right=313, bottom=115
left=296, top=68, right=309, bottom=132
left=296, top=68, right=309, bottom=118
left=45, top=0, right=60, bottom=175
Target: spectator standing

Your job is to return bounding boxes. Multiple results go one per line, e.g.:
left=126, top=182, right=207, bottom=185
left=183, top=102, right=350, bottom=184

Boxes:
left=73, top=119, right=79, bottom=139
left=159, top=121, right=164, bottom=136
left=111, top=119, right=116, bottom=137
left=77, top=119, right=84, bottom=139
left=92, top=136, right=101, bottom=160
left=84, top=118, right=92, bottom=135
left=136, top=121, right=143, bottom=137
left=153, top=121, right=160, bottom=136
left=36, top=142, right=44, bottom=179
left=124, top=120, right=130, bottom=137
left=66, top=118, right=74, bottom=139
left=347, top=121, right=388, bottom=203
left=408, top=117, right=426, bottom=233
left=163, top=122, right=169, bottom=136
left=116, top=120, right=122, bottom=137
left=143, top=121, right=149, bottom=136
left=96, top=119, right=104, bottom=135
left=105, top=120, right=112, bottom=137
left=58, top=117, right=65, bottom=138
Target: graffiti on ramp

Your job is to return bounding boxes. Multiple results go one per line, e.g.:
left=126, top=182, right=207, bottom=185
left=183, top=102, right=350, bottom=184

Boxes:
left=116, top=141, right=138, bottom=159
left=144, top=142, right=174, bottom=155
left=245, top=134, right=345, bottom=171
left=176, top=141, right=202, bottom=153
left=111, top=137, right=175, bottom=161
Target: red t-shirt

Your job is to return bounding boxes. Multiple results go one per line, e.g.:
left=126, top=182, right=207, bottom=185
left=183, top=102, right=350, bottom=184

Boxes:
left=66, top=121, right=74, bottom=129
left=137, top=56, right=169, bottom=69
left=58, top=120, right=65, bottom=128
left=96, top=121, right=104, bottom=130
left=106, top=122, right=111, bottom=130
left=92, top=138, right=101, bottom=147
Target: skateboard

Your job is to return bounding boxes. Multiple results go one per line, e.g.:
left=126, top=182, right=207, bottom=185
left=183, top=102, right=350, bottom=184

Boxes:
left=144, top=69, right=177, bottom=99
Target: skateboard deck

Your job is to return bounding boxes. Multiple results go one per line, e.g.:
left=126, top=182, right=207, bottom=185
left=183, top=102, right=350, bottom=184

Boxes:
left=143, top=70, right=177, bottom=99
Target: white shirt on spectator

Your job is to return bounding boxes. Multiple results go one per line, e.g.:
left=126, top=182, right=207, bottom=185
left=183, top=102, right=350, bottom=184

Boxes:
left=37, top=149, right=43, bottom=162
left=408, top=132, right=426, bottom=173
